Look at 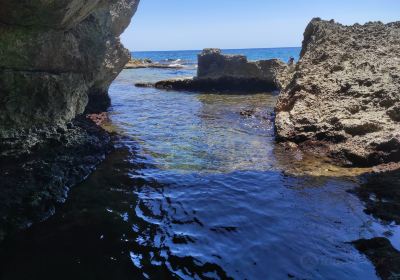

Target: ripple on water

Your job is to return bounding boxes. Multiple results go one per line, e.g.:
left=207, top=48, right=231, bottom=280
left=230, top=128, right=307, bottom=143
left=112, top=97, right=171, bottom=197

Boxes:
left=0, top=68, right=397, bottom=280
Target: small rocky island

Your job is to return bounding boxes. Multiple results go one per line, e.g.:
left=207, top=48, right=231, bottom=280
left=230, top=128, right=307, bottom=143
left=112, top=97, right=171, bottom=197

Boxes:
left=136, top=48, right=293, bottom=92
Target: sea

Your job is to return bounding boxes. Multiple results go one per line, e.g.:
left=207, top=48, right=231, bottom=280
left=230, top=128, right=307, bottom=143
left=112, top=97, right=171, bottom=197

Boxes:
left=0, top=48, right=398, bottom=280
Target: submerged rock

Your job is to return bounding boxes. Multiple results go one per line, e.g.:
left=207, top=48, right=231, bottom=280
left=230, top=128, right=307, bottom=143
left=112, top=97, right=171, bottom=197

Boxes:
left=353, top=238, right=400, bottom=280
left=153, top=48, right=291, bottom=93
left=275, top=19, right=400, bottom=166
left=352, top=169, right=400, bottom=225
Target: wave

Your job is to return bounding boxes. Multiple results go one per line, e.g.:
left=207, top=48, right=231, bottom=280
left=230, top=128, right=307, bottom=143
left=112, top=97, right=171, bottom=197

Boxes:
left=168, top=63, right=184, bottom=67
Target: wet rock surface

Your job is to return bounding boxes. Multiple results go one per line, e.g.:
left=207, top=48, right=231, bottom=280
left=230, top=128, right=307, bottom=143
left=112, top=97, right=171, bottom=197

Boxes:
left=353, top=238, right=400, bottom=280
left=351, top=169, right=400, bottom=279
left=154, top=77, right=279, bottom=93
left=0, top=117, right=112, bottom=242
left=153, top=48, right=291, bottom=92
left=275, top=19, right=400, bottom=166
left=353, top=170, right=400, bottom=226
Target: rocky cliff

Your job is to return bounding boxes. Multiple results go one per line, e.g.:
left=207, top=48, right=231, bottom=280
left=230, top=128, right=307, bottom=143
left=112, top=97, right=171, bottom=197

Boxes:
left=0, top=0, right=139, bottom=241
left=275, top=19, right=400, bottom=166
left=0, top=0, right=139, bottom=135
left=153, top=48, right=291, bottom=92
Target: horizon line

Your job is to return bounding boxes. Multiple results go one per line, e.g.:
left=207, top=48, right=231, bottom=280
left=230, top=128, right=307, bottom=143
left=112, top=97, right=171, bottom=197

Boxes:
left=129, top=46, right=302, bottom=53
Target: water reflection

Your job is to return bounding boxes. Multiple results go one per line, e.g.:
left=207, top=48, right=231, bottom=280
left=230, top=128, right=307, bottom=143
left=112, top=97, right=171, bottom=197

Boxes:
left=1, top=136, right=392, bottom=279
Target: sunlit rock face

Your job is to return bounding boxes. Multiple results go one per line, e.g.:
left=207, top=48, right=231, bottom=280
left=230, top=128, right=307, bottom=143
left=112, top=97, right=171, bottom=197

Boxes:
left=0, top=0, right=140, bottom=136
left=275, top=18, right=400, bottom=166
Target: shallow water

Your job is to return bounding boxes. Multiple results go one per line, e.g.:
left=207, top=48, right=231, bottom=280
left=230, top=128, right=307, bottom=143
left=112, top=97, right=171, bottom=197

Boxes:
left=0, top=49, right=399, bottom=280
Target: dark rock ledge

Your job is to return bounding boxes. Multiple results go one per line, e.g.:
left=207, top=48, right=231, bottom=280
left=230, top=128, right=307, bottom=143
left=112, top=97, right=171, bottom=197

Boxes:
left=350, top=170, right=400, bottom=280
left=353, top=238, right=400, bottom=280
left=0, top=116, right=112, bottom=242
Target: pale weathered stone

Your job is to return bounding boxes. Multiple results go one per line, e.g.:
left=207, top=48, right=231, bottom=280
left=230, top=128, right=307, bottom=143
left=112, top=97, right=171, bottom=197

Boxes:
left=275, top=19, right=400, bottom=166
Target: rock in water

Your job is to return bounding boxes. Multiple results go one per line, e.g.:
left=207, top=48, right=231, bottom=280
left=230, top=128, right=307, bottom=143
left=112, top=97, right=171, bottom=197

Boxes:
left=275, top=18, right=400, bottom=166
left=154, top=48, right=291, bottom=92
left=0, top=0, right=140, bottom=241
left=353, top=238, right=400, bottom=280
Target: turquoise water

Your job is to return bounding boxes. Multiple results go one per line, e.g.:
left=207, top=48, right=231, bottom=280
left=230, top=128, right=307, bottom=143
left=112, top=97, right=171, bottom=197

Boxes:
left=1, top=48, right=398, bottom=280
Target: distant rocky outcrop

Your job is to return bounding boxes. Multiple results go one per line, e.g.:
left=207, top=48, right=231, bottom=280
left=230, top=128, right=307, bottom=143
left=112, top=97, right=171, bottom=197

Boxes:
left=275, top=19, right=400, bottom=166
left=152, top=48, right=292, bottom=92
left=0, top=0, right=140, bottom=241
left=125, top=58, right=184, bottom=69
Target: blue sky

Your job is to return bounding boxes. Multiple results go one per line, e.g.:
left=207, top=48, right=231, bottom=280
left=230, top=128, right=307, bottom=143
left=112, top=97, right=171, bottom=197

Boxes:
left=121, top=0, right=400, bottom=51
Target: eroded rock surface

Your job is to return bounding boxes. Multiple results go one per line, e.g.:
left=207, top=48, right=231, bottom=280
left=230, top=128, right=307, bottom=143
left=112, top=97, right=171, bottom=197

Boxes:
left=275, top=19, right=400, bottom=166
left=153, top=48, right=291, bottom=92
left=0, top=0, right=140, bottom=134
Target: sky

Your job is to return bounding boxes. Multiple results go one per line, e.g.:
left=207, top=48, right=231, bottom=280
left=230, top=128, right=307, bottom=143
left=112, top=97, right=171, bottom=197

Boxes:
left=121, top=0, right=400, bottom=51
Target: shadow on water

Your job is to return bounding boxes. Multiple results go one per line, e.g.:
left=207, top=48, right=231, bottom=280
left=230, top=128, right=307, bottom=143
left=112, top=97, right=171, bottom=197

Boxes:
left=0, top=135, right=392, bottom=279
left=0, top=138, right=231, bottom=280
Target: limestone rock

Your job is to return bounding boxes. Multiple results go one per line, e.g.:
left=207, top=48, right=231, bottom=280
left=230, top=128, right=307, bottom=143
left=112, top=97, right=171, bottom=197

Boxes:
left=275, top=19, right=400, bottom=166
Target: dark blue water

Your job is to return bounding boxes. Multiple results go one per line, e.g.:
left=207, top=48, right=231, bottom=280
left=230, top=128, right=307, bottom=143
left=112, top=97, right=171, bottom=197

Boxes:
left=1, top=48, right=398, bottom=280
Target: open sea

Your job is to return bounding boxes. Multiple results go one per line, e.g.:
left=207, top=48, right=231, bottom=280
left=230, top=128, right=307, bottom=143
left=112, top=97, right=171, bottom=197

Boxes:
left=0, top=48, right=398, bottom=280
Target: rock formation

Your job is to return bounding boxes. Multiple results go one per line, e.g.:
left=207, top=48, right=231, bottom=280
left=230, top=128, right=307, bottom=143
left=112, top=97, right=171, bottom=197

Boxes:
left=153, top=48, right=291, bottom=92
left=275, top=19, right=400, bottom=166
left=0, top=0, right=140, bottom=241
left=0, top=0, right=140, bottom=134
